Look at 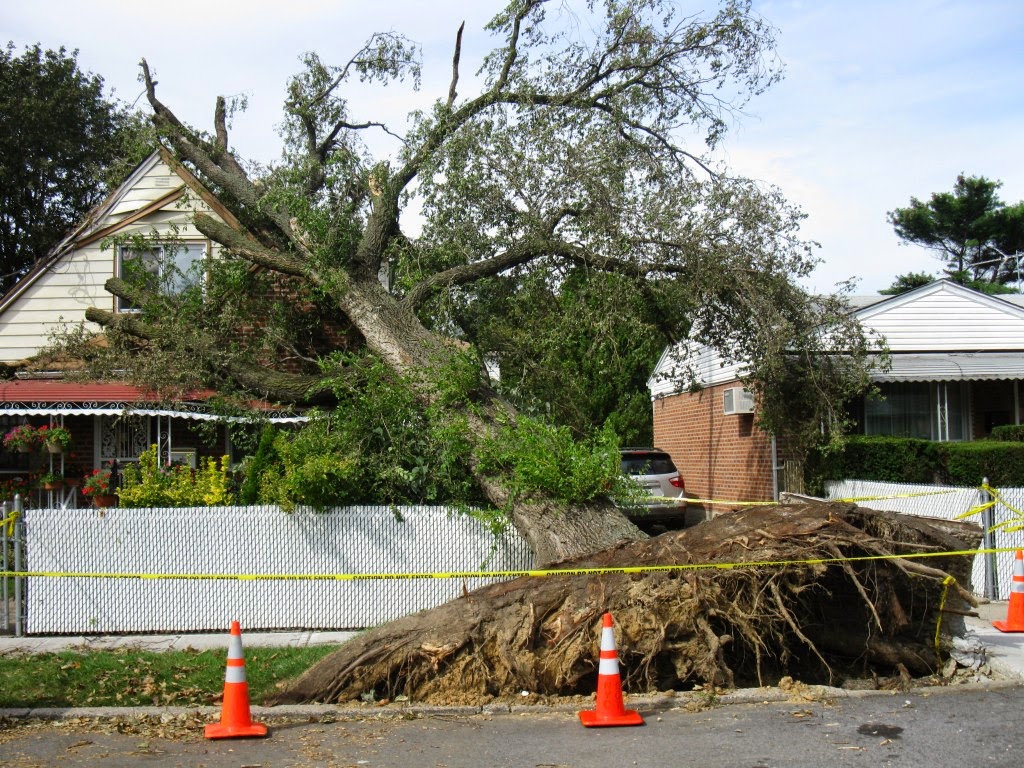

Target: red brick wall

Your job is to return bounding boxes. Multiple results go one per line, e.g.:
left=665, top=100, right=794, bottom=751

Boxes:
left=651, top=382, right=777, bottom=508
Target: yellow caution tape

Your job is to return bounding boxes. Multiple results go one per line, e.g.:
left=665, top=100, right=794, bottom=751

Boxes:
left=980, top=484, right=1024, bottom=532
left=5, top=546, right=1012, bottom=582
left=1, top=510, right=17, bottom=536
left=648, top=486, right=964, bottom=509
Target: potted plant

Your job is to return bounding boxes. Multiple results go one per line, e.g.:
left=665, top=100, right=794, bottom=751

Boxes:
left=38, top=424, right=73, bottom=454
left=3, top=424, right=40, bottom=453
left=82, top=469, right=116, bottom=507
left=39, top=471, right=64, bottom=491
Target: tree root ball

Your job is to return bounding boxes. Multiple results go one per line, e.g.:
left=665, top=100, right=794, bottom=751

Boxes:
left=270, top=501, right=981, bottom=705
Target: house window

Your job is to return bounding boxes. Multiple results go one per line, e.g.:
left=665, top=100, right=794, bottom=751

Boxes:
left=117, top=242, right=207, bottom=312
left=865, top=381, right=967, bottom=441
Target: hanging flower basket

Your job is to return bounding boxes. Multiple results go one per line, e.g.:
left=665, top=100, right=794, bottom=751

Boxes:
left=92, top=493, right=117, bottom=508
left=3, top=424, right=40, bottom=453
left=38, top=425, right=73, bottom=454
left=38, top=471, right=63, bottom=491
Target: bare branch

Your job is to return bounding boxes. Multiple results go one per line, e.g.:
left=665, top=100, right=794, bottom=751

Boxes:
left=214, top=96, right=228, bottom=152
left=447, top=22, right=465, bottom=109
left=140, top=59, right=304, bottom=250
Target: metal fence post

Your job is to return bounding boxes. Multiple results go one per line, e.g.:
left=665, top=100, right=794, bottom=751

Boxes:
left=980, top=478, right=999, bottom=600
left=13, top=494, right=23, bottom=637
left=1, top=500, right=9, bottom=634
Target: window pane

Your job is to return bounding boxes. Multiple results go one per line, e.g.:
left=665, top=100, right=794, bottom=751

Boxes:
left=166, top=242, right=206, bottom=293
left=117, top=242, right=206, bottom=311
left=865, top=382, right=932, bottom=439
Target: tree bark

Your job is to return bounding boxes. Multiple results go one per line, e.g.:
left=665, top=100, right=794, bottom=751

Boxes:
left=338, top=275, right=648, bottom=564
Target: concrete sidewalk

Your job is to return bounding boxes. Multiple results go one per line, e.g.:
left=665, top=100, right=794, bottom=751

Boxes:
left=961, top=600, right=1024, bottom=681
left=0, top=628, right=358, bottom=654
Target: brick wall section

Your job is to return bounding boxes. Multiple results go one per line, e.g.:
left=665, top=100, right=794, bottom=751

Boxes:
left=652, top=382, right=777, bottom=508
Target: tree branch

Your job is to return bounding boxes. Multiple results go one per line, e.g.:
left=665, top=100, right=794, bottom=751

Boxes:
left=141, top=59, right=308, bottom=256
left=192, top=213, right=307, bottom=278
left=447, top=22, right=465, bottom=109
left=85, top=306, right=335, bottom=406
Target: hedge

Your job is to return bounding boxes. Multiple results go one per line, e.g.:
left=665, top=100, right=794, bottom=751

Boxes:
left=990, top=425, right=1024, bottom=443
left=808, top=435, right=1024, bottom=491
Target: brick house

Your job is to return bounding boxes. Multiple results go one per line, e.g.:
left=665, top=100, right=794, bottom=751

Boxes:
left=648, top=280, right=1024, bottom=507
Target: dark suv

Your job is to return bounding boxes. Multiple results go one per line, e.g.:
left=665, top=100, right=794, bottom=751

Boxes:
left=618, top=447, right=686, bottom=513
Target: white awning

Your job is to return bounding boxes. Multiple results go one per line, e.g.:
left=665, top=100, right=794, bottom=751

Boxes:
left=873, top=353, right=1024, bottom=382
left=0, top=404, right=307, bottom=423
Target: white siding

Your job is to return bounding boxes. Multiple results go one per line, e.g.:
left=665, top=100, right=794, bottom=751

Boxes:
left=106, top=160, right=181, bottom=220
left=648, top=340, right=747, bottom=396
left=648, top=281, right=1024, bottom=399
left=859, top=284, right=1024, bottom=351
left=0, top=156, right=226, bottom=364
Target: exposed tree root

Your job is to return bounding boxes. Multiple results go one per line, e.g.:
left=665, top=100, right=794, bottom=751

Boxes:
left=270, top=501, right=981, bottom=705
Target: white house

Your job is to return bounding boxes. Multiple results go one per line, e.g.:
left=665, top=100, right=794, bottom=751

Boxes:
left=0, top=149, right=298, bottom=506
left=0, top=148, right=234, bottom=363
left=648, top=280, right=1024, bottom=504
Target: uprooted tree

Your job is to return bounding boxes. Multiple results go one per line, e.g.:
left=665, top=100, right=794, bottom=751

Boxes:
left=63, top=0, right=948, bottom=699
left=270, top=502, right=982, bottom=704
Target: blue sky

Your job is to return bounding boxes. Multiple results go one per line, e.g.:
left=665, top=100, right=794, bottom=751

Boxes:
left=4, top=0, right=1022, bottom=294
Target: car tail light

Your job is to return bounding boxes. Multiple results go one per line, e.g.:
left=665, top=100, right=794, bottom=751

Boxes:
left=669, top=475, right=684, bottom=490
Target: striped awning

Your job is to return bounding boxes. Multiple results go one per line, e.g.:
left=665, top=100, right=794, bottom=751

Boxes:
left=872, top=353, right=1024, bottom=382
left=0, top=380, right=307, bottom=423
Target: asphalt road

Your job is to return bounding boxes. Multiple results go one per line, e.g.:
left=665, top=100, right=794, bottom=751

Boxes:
left=2, top=684, right=1023, bottom=768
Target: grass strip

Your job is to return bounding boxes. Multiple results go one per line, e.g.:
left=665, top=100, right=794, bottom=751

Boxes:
left=0, top=645, right=335, bottom=708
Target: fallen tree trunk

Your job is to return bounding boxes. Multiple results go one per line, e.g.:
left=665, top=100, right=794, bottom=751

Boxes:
left=270, top=501, right=982, bottom=705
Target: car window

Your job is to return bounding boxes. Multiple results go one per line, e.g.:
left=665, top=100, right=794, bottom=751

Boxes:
left=620, top=453, right=676, bottom=475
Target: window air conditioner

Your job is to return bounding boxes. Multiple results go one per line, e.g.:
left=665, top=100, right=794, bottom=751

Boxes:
left=723, top=387, right=755, bottom=415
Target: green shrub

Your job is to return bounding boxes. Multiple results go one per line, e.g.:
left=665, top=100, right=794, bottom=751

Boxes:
left=989, top=425, right=1024, bottom=443
left=255, top=422, right=363, bottom=511
left=809, top=435, right=1024, bottom=489
left=239, top=425, right=278, bottom=505
left=477, top=416, right=628, bottom=504
left=119, top=445, right=234, bottom=507
left=935, top=441, right=1024, bottom=486
left=248, top=354, right=483, bottom=510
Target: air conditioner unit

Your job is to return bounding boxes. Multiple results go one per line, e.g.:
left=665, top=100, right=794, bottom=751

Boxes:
left=723, top=387, right=755, bottom=415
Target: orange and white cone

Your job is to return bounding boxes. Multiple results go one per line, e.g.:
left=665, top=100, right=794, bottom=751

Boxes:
left=204, top=621, right=268, bottom=739
left=578, top=612, right=644, bottom=727
left=994, top=550, right=1024, bottom=633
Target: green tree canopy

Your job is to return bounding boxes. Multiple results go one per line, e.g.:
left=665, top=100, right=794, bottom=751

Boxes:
left=0, top=42, right=151, bottom=293
left=887, top=174, right=1024, bottom=288
left=73, top=0, right=876, bottom=564
left=879, top=272, right=934, bottom=296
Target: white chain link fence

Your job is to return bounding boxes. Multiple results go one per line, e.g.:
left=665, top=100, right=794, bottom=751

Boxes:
left=23, top=505, right=532, bottom=634
left=826, top=480, right=1024, bottom=600
left=17, top=484, right=1023, bottom=634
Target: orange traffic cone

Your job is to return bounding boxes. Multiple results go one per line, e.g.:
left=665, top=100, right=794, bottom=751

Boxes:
left=994, top=550, right=1024, bottom=633
left=205, top=621, right=268, bottom=739
left=578, top=612, right=644, bottom=727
